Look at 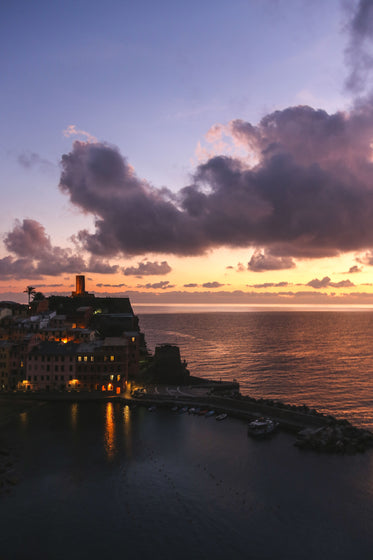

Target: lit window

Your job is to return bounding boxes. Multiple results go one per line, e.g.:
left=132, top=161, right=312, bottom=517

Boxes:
left=84, top=356, right=88, bottom=362
left=90, top=356, right=94, bottom=362
left=131, top=337, right=135, bottom=343
left=78, top=356, right=82, bottom=362
left=110, top=355, right=115, bottom=362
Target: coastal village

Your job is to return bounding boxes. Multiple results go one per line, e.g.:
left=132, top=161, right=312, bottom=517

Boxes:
left=1, top=276, right=373, bottom=458
left=0, top=275, right=188, bottom=394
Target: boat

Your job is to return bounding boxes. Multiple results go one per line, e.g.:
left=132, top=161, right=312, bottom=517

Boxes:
left=204, top=410, right=215, bottom=417
left=178, top=406, right=188, bottom=414
left=148, top=405, right=157, bottom=412
left=216, top=413, right=228, bottom=421
left=247, top=417, right=278, bottom=437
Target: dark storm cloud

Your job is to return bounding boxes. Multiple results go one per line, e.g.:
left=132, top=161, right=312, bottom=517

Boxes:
left=247, top=250, right=295, bottom=272
left=5, top=219, right=50, bottom=258
left=236, top=263, right=246, bottom=272
left=59, top=98, right=373, bottom=262
left=347, top=265, right=362, bottom=273
left=87, top=257, right=119, bottom=274
left=357, top=249, right=373, bottom=265
left=345, top=0, right=373, bottom=92
left=34, top=284, right=64, bottom=288
left=1, top=219, right=116, bottom=278
left=248, top=282, right=289, bottom=288
left=136, top=281, right=173, bottom=289
left=59, top=141, right=201, bottom=256
left=307, top=277, right=332, bottom=289
left=96, top=283, right=126, bottom=288
left=307, top=276, right=355, bottom=289
left=202, top=281, right=225, bottom=288
left=123, top=260, right=172, bottom=276
left=0, top=256, right=39, bottom=280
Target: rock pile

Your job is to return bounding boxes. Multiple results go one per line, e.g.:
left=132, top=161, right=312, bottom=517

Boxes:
left=295, top=419, right=373, bottom=454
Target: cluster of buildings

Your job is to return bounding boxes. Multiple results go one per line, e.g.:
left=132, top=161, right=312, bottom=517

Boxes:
left=0, top=276, right=144, bottom=394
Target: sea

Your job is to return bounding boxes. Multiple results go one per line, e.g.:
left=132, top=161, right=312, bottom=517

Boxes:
left=138, top=308, right=373, bottom=430
left=1, top=309, right=373, bottom=559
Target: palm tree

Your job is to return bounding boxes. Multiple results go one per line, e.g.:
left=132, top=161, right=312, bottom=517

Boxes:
left=24, top=286, right=36, bottom=305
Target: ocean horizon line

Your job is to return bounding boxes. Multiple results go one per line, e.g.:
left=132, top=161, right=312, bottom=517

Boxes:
left=132, top=302, right=373, bottom=313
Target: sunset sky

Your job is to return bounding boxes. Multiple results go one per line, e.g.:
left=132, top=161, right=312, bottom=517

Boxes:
left=3, top=0, right=373, bottom=307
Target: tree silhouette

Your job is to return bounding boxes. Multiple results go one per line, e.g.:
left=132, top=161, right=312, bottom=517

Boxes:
left=24, top=286, right=36, bottom=305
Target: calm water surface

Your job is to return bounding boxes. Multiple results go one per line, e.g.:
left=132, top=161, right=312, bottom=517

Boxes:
left=2, top=311, right=373, bottom=559
left=2, top=401, right=373, bottom=560
left=139, top=311, right=373, bottom=429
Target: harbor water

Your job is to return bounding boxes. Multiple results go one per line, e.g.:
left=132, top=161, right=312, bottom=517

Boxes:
left=138, top=310, right=373, bottom=430
left=2, top=310, right=373, bottom=559
left=1, top=400, right=373, bottom=559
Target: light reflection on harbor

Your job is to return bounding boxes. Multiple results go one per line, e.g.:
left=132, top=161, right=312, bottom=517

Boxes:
left=70, top=402, right=78, bottom=431
left=3, top=400, right=373, bottom=559
left=19, top=411, right=28, bottom=429
left=105, top=402, right=116, bottom=460
left=123, top=404, right=132, bottom=459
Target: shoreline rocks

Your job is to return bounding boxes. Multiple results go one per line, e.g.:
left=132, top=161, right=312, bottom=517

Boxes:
left=295, top=419, right=373, bottom=454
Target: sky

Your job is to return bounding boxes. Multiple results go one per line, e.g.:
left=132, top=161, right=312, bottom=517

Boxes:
left=3, top=0, right=373, bottom=306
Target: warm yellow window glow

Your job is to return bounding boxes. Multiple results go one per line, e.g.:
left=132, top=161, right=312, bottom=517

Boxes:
left=117, top=375, right=120, bottom=381
left=131, top=337, right=135, bottom=343
left=110, top=374, right=114, bottom=381
left=110, top=355, right=115, bottom=361
left=78, top=356, right=82, bottom=362
left=108, top=383, right=113, bottom=391
left=84, top=356, right=88, bottom=362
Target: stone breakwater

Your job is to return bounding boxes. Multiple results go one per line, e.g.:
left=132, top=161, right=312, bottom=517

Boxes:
left=131, top=387, right=373, bottom=454
left=232, top=394, right=373, bottom=453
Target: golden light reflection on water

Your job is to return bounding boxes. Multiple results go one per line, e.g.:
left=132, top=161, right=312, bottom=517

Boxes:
left=105, top=402, right=116, bottom=461
left=123, top=405, right=132, bottom=458
left=19, top=411, right=28, bottom=429
left=70, top=403, right=78, bottom=431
